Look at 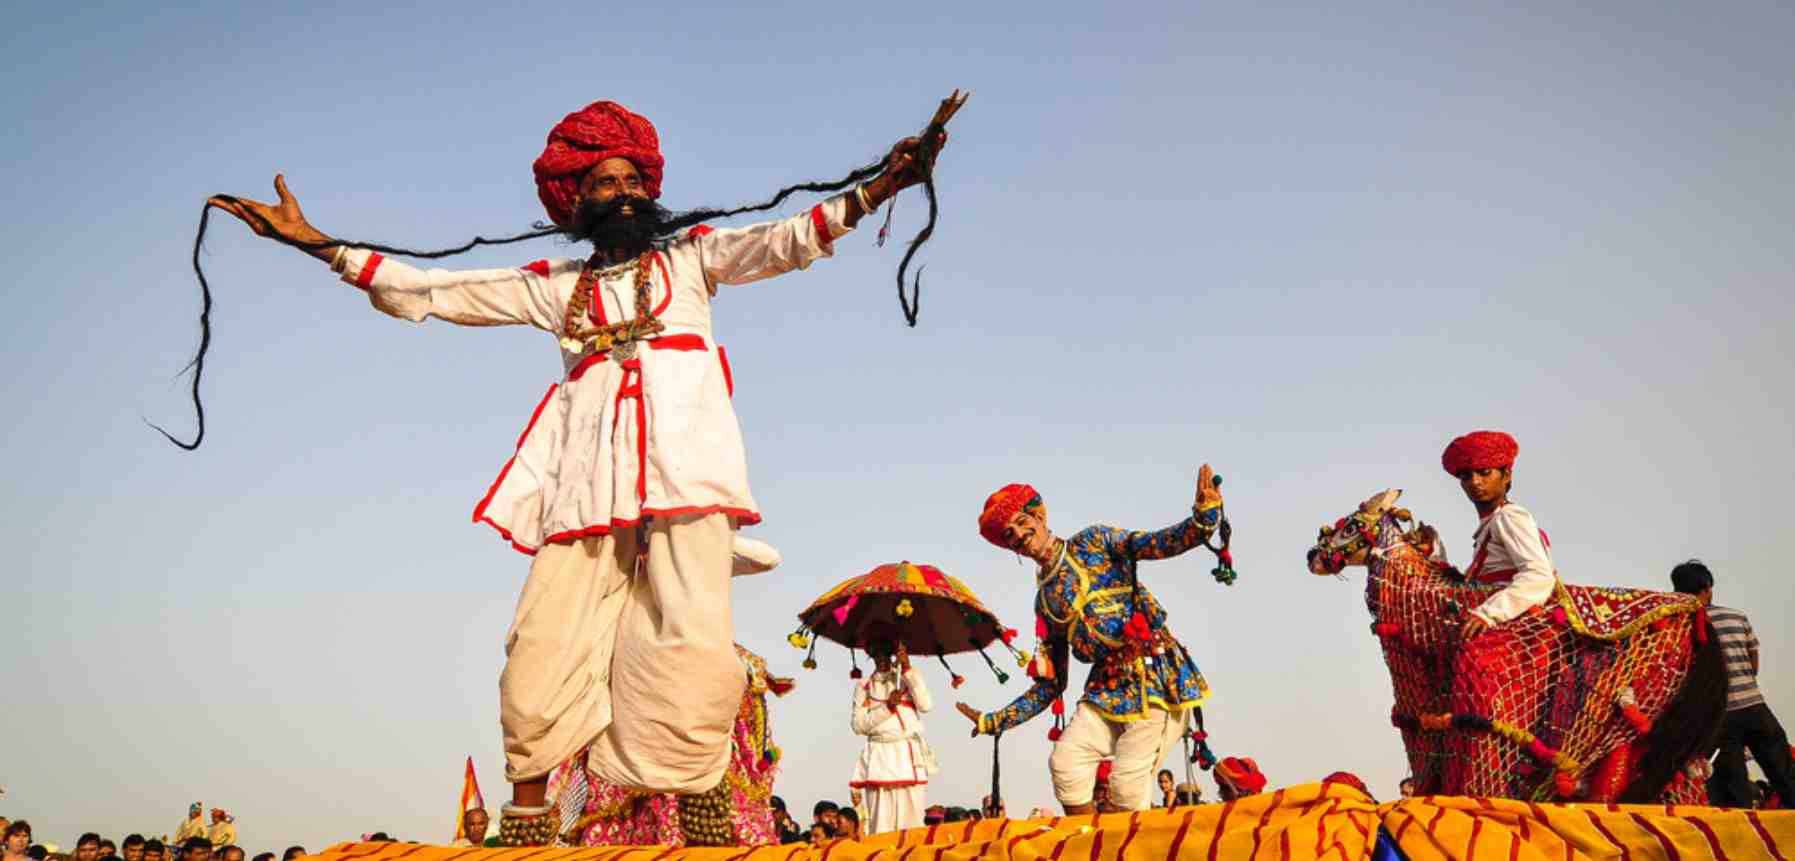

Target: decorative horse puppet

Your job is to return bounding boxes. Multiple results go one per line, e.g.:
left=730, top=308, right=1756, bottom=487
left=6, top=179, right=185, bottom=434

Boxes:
left=1305, top=489, right=1724, bottom=803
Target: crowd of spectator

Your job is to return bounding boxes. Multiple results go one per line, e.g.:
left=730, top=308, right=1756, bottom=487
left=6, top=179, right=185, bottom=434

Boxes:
left=0, top=819, right=304, bottom=861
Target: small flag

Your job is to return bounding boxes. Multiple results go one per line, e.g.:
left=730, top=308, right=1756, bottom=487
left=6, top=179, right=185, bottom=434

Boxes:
left=453, top=756, right=486, bottom=843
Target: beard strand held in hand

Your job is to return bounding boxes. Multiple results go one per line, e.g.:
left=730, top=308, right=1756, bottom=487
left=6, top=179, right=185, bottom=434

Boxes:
left=567, top=195, right=672, bottom=254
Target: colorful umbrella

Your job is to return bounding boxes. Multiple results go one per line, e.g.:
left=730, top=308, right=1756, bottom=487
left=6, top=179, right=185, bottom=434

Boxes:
left=791, top=561, right=1027, bottom=684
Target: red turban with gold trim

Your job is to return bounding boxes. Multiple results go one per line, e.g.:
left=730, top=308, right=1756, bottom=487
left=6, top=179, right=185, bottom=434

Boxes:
left=978, top=483, right=1041, bottom=549
left=1441, top=430, right=1518, bottom=476
left=532, top=101, right=664, bottom=227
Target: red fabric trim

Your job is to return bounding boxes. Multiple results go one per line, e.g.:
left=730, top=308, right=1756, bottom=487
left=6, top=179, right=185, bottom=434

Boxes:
left=567, top=333, right=708, bottom=382
left=1628, top=813, right=1679, bottom=861
left=1748, top=812, right=1790, bottom=861
left=470, top=383, right=558, bottom=527
left=354, top=253, right=384, bottom=290
left=1113, top=813, right=1142, bottom=861
left=809, top=204, right=833, bottom=253
left=1206, top=801, right=1234, bottom=861
left=718, top=346, right=734, bottom=398
left=531, top=506, right=763, bottom=551
left=686, top=225, right=714, bottom=239
left=1164, top=810, right=1197, bottom=861
left=652, top=252, right=672, bottom=317
left=522, top=260, right=552, bottom=279
left=847, top=779, right=926, bottom=788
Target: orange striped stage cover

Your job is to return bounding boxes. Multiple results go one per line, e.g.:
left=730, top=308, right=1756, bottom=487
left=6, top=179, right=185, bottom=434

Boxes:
left=312, top=783, right=1795, bottom=861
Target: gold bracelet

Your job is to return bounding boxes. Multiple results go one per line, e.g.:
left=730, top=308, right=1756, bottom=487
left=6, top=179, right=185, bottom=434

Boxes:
left=855, top=184, right=878, bottom=213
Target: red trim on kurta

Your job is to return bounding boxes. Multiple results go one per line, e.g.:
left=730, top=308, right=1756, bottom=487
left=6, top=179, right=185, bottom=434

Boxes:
left=847, top=779, right=927, bottom=789
left=471, top=383, right=559, bottom=525
left=522, top=260, right=552, bottom=279
left=686, top=225, right=714, bottom=239
left=567, top=333, right=709, bottom=382
left=652, top=251, right=672, bottom=317
left=525, top=506, right=764, bottom=554
left=809, top=204, right=833, bottom=252
left=718, top=346, right=734, bottom=397
left=354, top=253, right=385, bottom=290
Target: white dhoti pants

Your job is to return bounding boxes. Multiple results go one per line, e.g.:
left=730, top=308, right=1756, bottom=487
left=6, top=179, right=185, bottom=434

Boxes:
left=1048, top=702, right=1185, bottom=810
left=500, top=512, right=744, bottom=794
left=865, top=785, right=925, bottom=835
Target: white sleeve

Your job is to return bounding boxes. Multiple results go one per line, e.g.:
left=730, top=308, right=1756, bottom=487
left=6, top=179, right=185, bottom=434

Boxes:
left=334, top=249, right=563, bottom=330
left=1472, top=508, right=1556, bottom=625
left=693, top=196, right=853, bottom=290
left=903, top=667, right=933, bottom=714
left=850, top=681, right=883, bottom=736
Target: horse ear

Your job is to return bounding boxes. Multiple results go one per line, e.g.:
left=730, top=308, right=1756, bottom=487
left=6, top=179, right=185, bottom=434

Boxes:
left=1362, top=488, right=1402, bottom=513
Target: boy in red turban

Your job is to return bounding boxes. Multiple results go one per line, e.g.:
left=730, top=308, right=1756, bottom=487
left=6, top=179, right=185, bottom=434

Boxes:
left=1440, top=431, right=1556, bottom=641
left=955, top=465, right=1231, bottom=813
left=208, top=99, right=945, bottom=844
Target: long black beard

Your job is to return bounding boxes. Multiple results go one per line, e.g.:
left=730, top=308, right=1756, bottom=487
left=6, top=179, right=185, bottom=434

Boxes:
left=166, top=142, right=949, bottom=449
left=566, top=195, right=670, bottom=258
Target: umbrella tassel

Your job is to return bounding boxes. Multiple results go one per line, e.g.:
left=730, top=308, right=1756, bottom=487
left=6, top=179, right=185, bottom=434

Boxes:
left=976, top=643, right=1010, bottom=684
left=849, top=649, right=862, bottom=680
left=802, top=637, right=818, bottom=671
left=938, top=653, right=966, bottom=689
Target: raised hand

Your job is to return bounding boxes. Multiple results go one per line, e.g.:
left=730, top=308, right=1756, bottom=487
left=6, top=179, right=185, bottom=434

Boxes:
left=207, top=174, right=336, bottom=260
left=955, top=701, right=982, bottom=736
left=1195, top=463, right=1223, bottom=512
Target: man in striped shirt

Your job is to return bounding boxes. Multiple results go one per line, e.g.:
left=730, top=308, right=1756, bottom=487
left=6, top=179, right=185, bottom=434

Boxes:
left=1673, top=559, right=1795, bottom=807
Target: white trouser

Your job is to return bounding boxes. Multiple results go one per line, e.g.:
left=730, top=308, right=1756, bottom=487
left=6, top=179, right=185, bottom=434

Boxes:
left=1048, top=701, right=1185, bottom=809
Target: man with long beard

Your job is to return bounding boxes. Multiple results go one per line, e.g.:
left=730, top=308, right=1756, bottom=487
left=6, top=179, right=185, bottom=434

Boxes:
left=208, top=100, right=944, bottom=844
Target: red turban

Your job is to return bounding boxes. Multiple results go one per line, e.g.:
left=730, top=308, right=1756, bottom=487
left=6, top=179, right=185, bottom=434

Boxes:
left=1321, top=771, right=1370, bottom=797
left=1441, top=430, right=1518, bottom=476
left=978, top=483, right=1042, bottom=549
left=1215, top=756, right=1267, bottom=795
left=532, top=101, right=664, bottom=227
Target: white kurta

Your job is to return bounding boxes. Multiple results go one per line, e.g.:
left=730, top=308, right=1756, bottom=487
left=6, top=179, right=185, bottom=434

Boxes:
left=330, top=198, right=854, bottom=552
left=851, top=667, right=933, bottom=834
left=1464, top=502, right=1556, bottom=625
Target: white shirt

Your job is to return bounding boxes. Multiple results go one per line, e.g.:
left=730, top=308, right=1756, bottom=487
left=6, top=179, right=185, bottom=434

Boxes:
left=331, top=198, right=853, bottom=553
left=1466, top=502, right=1556, bottom=625
left=851, top=667, right=934, bottom=787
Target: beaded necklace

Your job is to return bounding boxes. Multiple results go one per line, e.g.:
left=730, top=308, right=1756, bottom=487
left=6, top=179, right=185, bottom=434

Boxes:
left=558, top=249, right=665, bottom=357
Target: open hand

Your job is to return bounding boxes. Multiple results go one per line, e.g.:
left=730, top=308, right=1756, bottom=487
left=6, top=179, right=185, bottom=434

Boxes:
left=208, top=174, right=335, bottom=258
left=881, top=130, right=949, bottom=191
left=1459, top=614, right=1491, bottom=641
left=1195, top=463, right=1223, bottom=512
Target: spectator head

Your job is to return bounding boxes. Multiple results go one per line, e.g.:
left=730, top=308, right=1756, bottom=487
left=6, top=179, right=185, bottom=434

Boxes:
left=365, top=835, right=391, bottom=844
left=179, top=837, right=211, bottom=861
left=5, top=821, right=32, bottom=854
left=77, top=834, right=102, bottom=861
left=461, top=809, right=490, bottom=846
left=0, top=820, right=8, bottom=838
left=99, top=840, right=118, bottom=861
left=923, top=805, right=946, bottom=826
left=1157, top=769, right=1176, bottom=799
left=837, top=807, right=860, bottom=838
left=142, top=841, right=165, bottom=861
left=811, top=802, right=839, bottom=833
left=943, top=807, right=970, bottom=823
left=806, top=824, right=829, bottom=845
left=769, top=797, right=787, bottom=814
left=121, top=837, right=145, bottom=861
left=1399, top=777, right=1417, bottom=798
left=280, top=848, right=304, bottom=861
left=1175, top=782, right=1203, bottom=806
left=1671, top=560, right=1714, bottom=601
left=217, top=847, right=242, bottom=861
left=251, top=854, right=273, bottom=861
left=25, top=847, right=46, bottom=861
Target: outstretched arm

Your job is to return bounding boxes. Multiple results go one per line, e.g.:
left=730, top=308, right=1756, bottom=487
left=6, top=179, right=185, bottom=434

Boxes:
left=696, top=132, right=949, bottom=290
left=1114, top=464, right=1224, bottom=561
left=210, top=175, right=561, bottom=329
left=957, top=636, right=1069, bottom=735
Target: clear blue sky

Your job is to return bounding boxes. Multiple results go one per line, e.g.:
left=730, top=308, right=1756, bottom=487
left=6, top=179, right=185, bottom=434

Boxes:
left=3, top=0, right=1791, bottom=851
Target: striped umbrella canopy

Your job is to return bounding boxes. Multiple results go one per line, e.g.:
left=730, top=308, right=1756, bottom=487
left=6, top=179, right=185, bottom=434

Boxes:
left=793, top=562, right=1026, bottom=684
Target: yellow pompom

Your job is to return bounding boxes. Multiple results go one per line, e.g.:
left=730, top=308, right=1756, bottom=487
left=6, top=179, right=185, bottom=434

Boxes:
left=896, top=599, right=914, bottom=618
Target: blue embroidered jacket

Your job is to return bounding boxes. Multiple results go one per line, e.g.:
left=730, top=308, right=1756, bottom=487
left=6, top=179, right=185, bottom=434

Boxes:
left=982, top=510, right=1217, bottom=731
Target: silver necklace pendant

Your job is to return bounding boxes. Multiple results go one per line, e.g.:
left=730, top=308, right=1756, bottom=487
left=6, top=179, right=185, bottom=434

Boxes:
left=611, top=339, right=639, bottom=363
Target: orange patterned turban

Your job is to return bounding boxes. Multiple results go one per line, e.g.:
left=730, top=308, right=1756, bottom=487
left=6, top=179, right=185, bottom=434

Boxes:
left=978, top=483, right=1042, bottom=549
left=1215, top=756, right=1267, bottom=795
